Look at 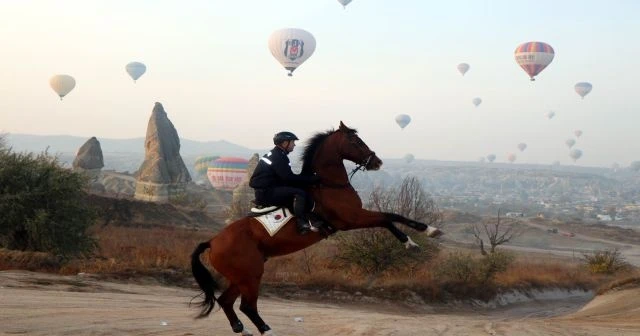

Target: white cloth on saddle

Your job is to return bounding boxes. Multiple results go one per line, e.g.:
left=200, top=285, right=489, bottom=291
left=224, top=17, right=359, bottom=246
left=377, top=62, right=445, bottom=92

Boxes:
left=253, top=207, right=294, bottom=237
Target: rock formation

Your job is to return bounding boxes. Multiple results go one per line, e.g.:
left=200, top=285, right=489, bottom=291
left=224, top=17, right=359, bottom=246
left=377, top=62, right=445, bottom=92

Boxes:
left=134, top=102, right=191, bottom=202
left=229, top=153, right=259, bottom=221
left=73, top=136, right=104, bottom=182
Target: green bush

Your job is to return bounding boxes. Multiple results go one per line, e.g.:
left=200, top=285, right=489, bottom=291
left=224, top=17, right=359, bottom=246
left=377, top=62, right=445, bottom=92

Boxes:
left=436, top=251, right=477, bottom=284
left=335, top=228, right=438, bottom=276
left=583, top=249, right=629, bottom=274
left=0, top=148, right=96, bottom=258
left=478, top=250, right=514, bottom=282
left=335, top=176, right=441, bottom=278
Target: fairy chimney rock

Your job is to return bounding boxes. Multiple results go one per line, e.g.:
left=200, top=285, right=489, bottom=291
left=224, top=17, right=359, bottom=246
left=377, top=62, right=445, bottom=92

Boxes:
left=72, top=137, right=104, bottom=180
left=134, top=102, right=191, bottom=202
left=230, top=153, right=260, bottom=220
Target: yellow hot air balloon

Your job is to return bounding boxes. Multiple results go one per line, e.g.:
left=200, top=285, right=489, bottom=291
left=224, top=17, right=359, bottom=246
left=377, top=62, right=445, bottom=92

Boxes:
left=49, top=74, right=76, bottom=100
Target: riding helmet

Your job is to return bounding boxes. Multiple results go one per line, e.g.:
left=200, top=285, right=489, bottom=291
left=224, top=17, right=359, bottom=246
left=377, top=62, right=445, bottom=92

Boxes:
left=273, top=131, right=299, bottom=145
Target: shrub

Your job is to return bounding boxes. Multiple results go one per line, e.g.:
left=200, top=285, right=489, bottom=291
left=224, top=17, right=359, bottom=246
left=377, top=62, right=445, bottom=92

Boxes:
left=583, top=249, right=629, bottom=274
left=335, top=228, right=438, bottom=278
left=0, top=149, right=96, bottom=258
left=335, top=176, right=441, bottom=278
left=436, top=251, right=478, bottom=284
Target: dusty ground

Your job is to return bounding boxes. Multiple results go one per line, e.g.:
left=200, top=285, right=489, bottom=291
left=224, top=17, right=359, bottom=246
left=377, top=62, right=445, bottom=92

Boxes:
left=1, top=271, right=639, bottom=336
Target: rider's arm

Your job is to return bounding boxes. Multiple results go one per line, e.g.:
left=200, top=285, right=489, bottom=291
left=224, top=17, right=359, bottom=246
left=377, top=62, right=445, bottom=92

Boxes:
left=271, top=155, right=316, bottom=185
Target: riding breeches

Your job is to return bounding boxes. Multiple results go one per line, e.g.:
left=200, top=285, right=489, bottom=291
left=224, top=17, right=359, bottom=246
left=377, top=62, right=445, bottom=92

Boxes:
left=255, top=187, right=313, bottom=218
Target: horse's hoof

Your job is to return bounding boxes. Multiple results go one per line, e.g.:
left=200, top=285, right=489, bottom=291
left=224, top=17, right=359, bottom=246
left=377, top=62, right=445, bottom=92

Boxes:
left=241, top=329, right=253, bottom=336
left=404, top=236, right=420, bottom=249
left=261, top=330, right=274, bottom=336
left=427, top=226, right=443, bottom=238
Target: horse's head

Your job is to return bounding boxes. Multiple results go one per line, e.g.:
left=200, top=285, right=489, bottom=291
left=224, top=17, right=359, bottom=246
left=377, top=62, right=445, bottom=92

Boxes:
left=335, top=121, right=383, bottom=171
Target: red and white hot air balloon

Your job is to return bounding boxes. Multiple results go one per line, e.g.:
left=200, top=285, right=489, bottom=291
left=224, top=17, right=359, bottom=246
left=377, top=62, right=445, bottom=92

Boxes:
left=514, top=41, right=555, bottom=81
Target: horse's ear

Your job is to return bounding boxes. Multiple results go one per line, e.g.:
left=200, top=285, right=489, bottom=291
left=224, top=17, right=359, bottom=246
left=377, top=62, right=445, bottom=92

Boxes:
left=339, top=121, right=348, bottom=131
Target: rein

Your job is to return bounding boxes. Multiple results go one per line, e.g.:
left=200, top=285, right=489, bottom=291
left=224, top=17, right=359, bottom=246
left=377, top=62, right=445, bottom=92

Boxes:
left=348, top=152, right=374, bottom=180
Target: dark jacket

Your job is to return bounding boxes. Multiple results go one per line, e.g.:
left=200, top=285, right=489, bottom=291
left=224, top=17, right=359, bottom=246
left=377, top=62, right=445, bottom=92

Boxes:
left=249, top=146, right=316, bottom=189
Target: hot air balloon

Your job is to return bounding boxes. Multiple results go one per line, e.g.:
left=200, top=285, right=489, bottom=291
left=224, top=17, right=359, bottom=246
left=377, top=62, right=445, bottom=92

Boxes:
left=487, top=154, right=496, bottom=163
left=546, top=111, right=556, bottom=119
left=574, top=130, right=583, bottom=138
left=457, top=63, right=470, bottom=76
left=403, top=153, right=415, bottom=164
left=569, top=149, right=582, bottom=162
left=630, top=161, right=640, bottom=172
left=472, top=97, right=482, bottom=107
left=507, top=153, right=517, bottom=163
left=517, top=143, right=527, bottom=152
left=194, top=155, right=220, bottom=176
left=337, top=0, right=352, bottom=9
left=565, top=139, right=576, bottom=148
left=395, top=114, right=411, bottom=129
left=125, top=62, right=146, bottom=82
left=49, top=74, right=76, bottom=100
left=206, top=157, right=249, bottom=191
left=574, top=82, right=592, bottom=99
left=268, top=28, right=316, bottom=76
left=514, top=41, right=555, bottom=81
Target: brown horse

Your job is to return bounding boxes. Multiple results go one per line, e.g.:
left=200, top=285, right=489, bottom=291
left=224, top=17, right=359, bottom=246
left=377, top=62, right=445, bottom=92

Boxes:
left=191, top=121, right=442, bottom=336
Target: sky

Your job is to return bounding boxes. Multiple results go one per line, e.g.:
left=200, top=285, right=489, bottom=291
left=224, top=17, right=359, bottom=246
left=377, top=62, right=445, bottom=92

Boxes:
left=1, top=0, right=639, bottom=167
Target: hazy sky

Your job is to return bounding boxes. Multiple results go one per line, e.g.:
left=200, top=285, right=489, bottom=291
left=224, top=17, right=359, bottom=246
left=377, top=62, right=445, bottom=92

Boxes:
left=1, top=0, right=639, bottom=167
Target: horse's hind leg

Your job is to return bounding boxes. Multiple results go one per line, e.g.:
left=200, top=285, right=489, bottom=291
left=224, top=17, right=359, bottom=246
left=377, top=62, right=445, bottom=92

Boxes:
left=219, top=285, right=253, bottom=335
left=238, top=280, right=273, bottom=336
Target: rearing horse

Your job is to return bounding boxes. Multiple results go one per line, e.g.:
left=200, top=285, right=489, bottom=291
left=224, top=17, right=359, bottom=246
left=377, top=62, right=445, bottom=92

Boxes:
left=191, top=121, right=442, bottom=336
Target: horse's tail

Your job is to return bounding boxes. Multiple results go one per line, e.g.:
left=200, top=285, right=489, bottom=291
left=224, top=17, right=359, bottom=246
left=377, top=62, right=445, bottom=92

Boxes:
left=190, top=241, right=219, bottom=318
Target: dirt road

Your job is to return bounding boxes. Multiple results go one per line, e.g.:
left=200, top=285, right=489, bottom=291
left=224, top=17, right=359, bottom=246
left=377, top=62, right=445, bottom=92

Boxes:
left=1, top=271, right=638, bottom=336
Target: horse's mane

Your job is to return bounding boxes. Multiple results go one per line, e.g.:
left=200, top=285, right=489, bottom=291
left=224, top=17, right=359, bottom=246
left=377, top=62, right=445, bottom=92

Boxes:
left=300, top=125, right=357, bottom=175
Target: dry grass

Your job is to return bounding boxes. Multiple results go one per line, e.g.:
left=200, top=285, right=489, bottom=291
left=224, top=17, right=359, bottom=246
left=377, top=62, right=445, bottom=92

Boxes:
left=596, top=270, right=640, bottom=295
left=60, top=225, right=216, bottom=276
left=2, top=225, right=630, bottom=302
left=0, top=248, right=61, bottom=271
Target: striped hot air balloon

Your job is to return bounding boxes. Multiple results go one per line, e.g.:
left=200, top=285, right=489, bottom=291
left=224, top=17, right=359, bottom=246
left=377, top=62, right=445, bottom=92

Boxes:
left=514, top=42, right=555, bottom=81
left=206, top=157, right=249, bottom=191
left=194, top=155, right=220, bottom=176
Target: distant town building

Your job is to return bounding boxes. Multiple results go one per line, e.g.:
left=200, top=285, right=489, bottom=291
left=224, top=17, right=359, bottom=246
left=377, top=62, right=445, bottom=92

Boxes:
left=596, top=214, right=612, bottom=221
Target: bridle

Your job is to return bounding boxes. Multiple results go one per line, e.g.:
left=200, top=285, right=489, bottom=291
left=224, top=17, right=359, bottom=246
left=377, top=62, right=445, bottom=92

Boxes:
left=348, top=151, right=375, bottom=180
left=312, top=130, right=376, bottom=189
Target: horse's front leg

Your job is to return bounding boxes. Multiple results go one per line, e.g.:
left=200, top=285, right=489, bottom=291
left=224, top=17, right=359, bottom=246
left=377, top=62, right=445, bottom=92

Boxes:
left=385, top=222, right=421, bottom=249
left=383, top=212, right=443, bottom=238
left=331, top=208, right=442, bottom=242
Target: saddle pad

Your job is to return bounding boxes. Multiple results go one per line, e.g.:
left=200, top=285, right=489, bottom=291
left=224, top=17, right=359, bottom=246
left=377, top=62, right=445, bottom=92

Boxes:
left=254, top=208, right=294, bottom=237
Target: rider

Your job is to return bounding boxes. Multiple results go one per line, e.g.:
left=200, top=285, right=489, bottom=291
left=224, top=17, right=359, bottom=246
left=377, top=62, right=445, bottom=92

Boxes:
left=249, top=131, right=321, bottom=235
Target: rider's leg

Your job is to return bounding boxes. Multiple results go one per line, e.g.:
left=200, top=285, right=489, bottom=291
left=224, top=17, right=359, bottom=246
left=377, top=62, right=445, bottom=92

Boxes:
left=269, top=187, right=314, bottom=235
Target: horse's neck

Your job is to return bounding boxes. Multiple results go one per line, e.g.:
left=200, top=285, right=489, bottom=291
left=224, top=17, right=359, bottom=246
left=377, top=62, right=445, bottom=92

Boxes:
left=314, top=147, right=349, bottom=185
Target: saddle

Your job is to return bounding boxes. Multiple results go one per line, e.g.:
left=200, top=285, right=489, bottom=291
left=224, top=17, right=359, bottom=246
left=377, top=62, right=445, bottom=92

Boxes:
left=249, top=202, right=335, bottom=237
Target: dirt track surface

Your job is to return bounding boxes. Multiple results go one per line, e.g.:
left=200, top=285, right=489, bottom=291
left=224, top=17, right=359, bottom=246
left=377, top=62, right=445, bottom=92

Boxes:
left=1, top=271, right=639, bottom=336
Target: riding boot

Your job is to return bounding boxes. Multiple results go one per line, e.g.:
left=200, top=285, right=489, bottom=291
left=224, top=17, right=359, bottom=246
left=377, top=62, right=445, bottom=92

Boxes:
left=296, top=216, right=312, bottom=235
left=294, top=195, right=314, bottom=235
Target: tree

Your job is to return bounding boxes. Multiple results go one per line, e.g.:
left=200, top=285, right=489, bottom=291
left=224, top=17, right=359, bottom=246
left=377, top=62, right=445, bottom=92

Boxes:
left=471, top=209, right=520, bottom=255
left=336, top=176, right=441, bottom=279
left=0, top=149, right=96, bottom=258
